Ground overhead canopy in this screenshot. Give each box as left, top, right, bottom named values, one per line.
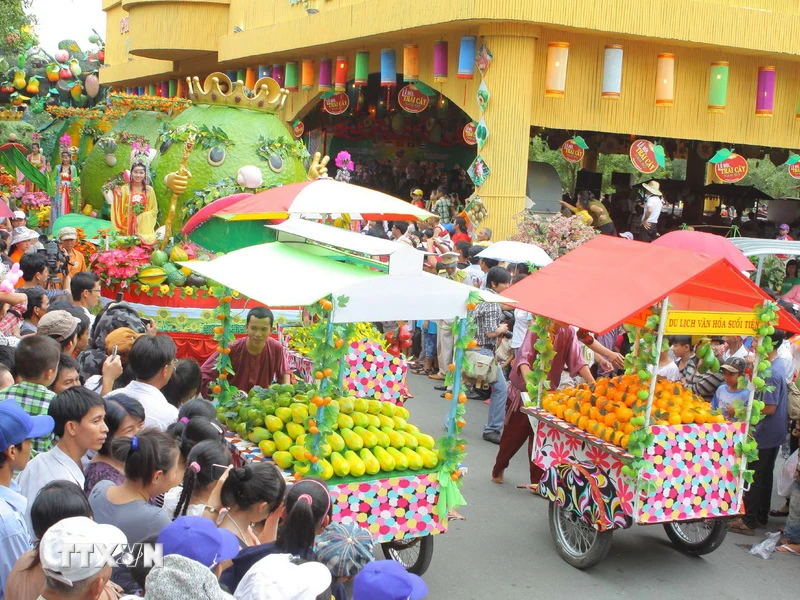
left=697, top=183, right=774, bottom=202
left=728, top=237, right=800, bottom=258
left=503, top=236, right=800, bottom=335
left=476, top=241, right=553, bottom=267
left=652, top=230, right=754, bottom=271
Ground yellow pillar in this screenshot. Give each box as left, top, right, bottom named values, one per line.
left=477, top=24, right=539, bottom=241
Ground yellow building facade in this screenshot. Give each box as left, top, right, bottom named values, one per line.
left=102, top=0, right=800, bottom=237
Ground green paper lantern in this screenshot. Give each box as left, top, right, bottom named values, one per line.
left=354, top=50, right=369, bottom=87
left=168, top=79, right=177, bottom=98
left=708, top=61, right=729, bottom=114
left=147, top=83, right=156, bottom=96
left=285, top=61, right=299, bottom=92
left=236, top=70, right=246, bottom=83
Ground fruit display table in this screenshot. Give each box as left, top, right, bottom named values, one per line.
left=502, top=235, right=800, bottom=569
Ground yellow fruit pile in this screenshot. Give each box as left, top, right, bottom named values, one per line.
left=541, top=375, right=725, bottom=450
left=250, top=395, right=438, bottom=480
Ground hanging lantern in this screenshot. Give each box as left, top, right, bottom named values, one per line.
left=796, top=97, right=800, bottom=120
left=272, top=64, right=285, bottom=88
left=257, top=65, right=270, bottom=79
left=707, top=61, right=729, bottom=113
left=176, top=78, right=187, bottom=98
left=544, top=42, right=569, bottom=98
left=755, top=66, right=776, bottom=117
left=354, top=51, right=369, bottom=87
left=380, top=49, right=396, bottom=87
left=148, top=83, right=157, bottom=96
left=655, top=53, right=675, bottom=107
left=458, top=35, right=477, bottom=79
left=284, top=61, right=299, bottom=92
left=434, top=41, right=448, bottom=83
left=335, top=56, right=349, bottom=92
left=301, top=59, right=315, bottom=90
left=403, top=44, right=419, bottom=83
left=235, top=70, right=245, bottom=83
left=160, top=81, right=169, bottom=97
left=601, top=44, right=623, bottom=99
left=319, top=58, right=333, bottom=91
left=244, top=68, right=256, bottom=90
left=168, top=79, right=177, bottom=98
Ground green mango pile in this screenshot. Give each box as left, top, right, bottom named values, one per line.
left=217, top=381, right=439, bottom=480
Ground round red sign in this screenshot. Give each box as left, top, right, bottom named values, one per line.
left=629, top=139, right=659, bottom=174
left=713, top=152, right=748, bottom=183
left=463, top=122, right=477, bottom=146
left=790, top=163, right=800, bottom=180
left=561, top=139, right=585, bottom=163
left=398, top=84, right=430, bottom=114
left=323, top=93, right=349, bottom=115
left=292, top=120, right=305, bottom=138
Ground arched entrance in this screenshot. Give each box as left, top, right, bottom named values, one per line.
left=295, top=73, right=477, bottom=202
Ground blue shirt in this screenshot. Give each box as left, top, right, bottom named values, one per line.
left=756, top=357, right=789, bottom=449
left=0, top=481, right=31, bottom=599
left=711, top=385, right=750, bottom=414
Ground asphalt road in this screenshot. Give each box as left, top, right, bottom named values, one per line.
left=403, top=372, right=796, bottom=600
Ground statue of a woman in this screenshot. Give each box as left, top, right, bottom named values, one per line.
left=111, top=162, right=158, bottom=244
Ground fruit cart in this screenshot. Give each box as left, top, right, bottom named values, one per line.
left=503, top=235, right=800, bottom=568
left=182, top=218, right=510, bottom=575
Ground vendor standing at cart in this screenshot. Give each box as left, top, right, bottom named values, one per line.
left=201, top=307, right=291, bottom=396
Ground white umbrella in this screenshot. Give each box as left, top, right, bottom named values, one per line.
left=476, top=241, right=553, bottom=267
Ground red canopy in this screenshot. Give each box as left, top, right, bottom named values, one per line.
left=503, top=235, right=800, bottom=335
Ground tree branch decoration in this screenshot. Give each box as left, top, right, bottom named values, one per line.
left=525, top=315, right=555, bottom=405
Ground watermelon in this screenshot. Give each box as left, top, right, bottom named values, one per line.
left=166, top=270, right=186, bottom=286
left=139, top=265, right=167, bottom=285
left=150, top=250, right=169, bottom=267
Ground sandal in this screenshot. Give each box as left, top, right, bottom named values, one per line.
left=769, top=507, right=790, bottom=517
left=727, top=517, right=756, bottom=536
left=777, top=544, right=800, bottom=555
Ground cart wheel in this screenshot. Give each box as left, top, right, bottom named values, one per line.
left=663, top=519, right=728, bottom=556
left=381, top=536, right=434, bottom=576
left=548, top=501, right=612, bottom=569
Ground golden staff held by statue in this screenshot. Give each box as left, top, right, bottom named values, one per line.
left=160, top=133, right=196, bottom=250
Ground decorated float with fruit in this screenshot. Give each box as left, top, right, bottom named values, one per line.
left=503, top=235, right=800, bottom=569
left=180, top=218, right=511, bottom=575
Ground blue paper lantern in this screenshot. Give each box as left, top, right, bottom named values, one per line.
left=458, top=35, right=477, bottom=79
left=380, top=49, right=397, bottom=87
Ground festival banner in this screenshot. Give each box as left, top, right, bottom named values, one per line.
left=561, top=136, right=588, bottom=163
left=463, top=122, right=477, bottom=145
left=323, top=92, right=350, bottom=115
left=629, top=139, right=660, bottom=174
left=790, top=163, right=800, bottom=180
left=664, top=310, right=759, bottom=335
left=398, top=84, right=429, bottom=113
left=713, top=153, right=748, bottom=183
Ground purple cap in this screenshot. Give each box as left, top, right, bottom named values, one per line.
left=353, top=560, right=428, bottom=600
left=780, top=223, right=790, bottom=230
left=0, top=399, right=54, bottom=452
left=157, top=516, right=240, bottom=569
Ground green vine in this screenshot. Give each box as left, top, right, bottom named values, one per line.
left=208, top=286, right=240, bottom=406
left=525, top=316, right=555, bottom=404
left=256, top=135, right=310, bottom=163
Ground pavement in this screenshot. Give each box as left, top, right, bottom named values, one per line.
left=402, top=372, right=797, bottom=600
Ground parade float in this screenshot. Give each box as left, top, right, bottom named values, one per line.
left=180, top=218, right=510, bottom=575
left=502, top=235, right=800, bottom=568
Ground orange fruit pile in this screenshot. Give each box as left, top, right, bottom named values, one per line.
left=540, top=374, right=724, bottom=449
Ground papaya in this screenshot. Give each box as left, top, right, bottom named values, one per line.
left=344, top=450, right=366, bottom=477
left=272, top=450, right=293, bottom=470
left=318, top=458, right=334, bottom=480
left=392, top=416, right=408, bottom=431
left=331, top=452, right=350, bottom=478
left=338, top=397, right=354, bottom=414
left=337, top=413, right=354, bottom=430
left=138, top=265, right=167, bottom=285
left=367, top=426, right=390, bottom=448
left=350, top=411, right=370, bottom=429
left=412, top=431, right=435, bottom=450
left=326, top=432, right=345, bottom=453
left=291, top=405, right=308, bottom=424
left=395, top=406, right=410, bottom=420
left=373, top=446, right=396, bottom=471
left=366, top=414, right=382, bottom=429
left=416, top=446, right=439, bottom=469
left=353, top=426, right=378, bottom=449
left=359, top=448, right=380, bottom=475
left=169, top=245, right=189, bottom=262
left=401, top=447, right=424, bottom=470
left=377, top=414, right=394, bottom=430
left=320, top=443, right=332, bottom=458
left=247, top=427, right=271, bottom=443
left=286, top=422, right=305, bottom=440
left=353, top=398, right=369, bottom=413
left=386, top=447, right=409, bottom=470
left=367, top=400, right=383, bottom=415
left=258, top=439, right=277, bottom=457
left=380, top=402, right=396, bottom=418
left=265, top=415, right=284, bottom=433
left=403, top=423, right=419, bottom=434
left=289, top=445, right=307, bottom=461
left=340, top=428, right=364, bottom=452
left=292, top=394, right=309, bottom=405
left=398, top=431, right=419, bottom=449
left=295, top=434, right=306, bottom=447
left=273, top=431, right=292, bottom=452
left=294, top=462, right=311, bottom=476
left=382, top=427, right=406, bottom=449
left=275, top=407, right=293, bottom=424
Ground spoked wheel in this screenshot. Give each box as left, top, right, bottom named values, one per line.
left=381, top=535, right=434, bottom=575
left=663, top=519, right=727, bottom=555
left=548, top=501, right=612, bottom=569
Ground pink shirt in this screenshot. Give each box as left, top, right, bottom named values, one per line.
left=201, top=337, right=290, bottom=396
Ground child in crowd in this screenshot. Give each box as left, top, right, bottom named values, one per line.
left=166, top=439, right=231, bottom=518
left=654, top=340, right=681, bottom=382
left=18, top=387, right=107, bottom=531
left=176, top=397, right=218, bottom=421
left=712, top=357, right=750, bottom=417
left=219, top=478, right=332, bottom=593
left=353, top=560, right=428, bottom=600
left=161, top=358, right=202, bottom=408
left=315, top=521, right=375, bottom=600
left=84, top=395, right=145, bottom=497
left=670, top=335, right=696, bottom=383
left=167, top=416, right=225, bottom=472
left=233, top=554, right=332, bottom=600
left=49, top=353, right=82, bottom=394
left=157, top=515, right=240, bottom=579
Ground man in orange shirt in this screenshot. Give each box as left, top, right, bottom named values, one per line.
left=58, top=227, right=86, bottom=277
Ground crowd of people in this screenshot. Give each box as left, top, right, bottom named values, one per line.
left=0, top=301, right=433, bottom=599
left=350, top=159, right=475, bottom=205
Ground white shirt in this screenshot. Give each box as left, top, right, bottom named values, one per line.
left=643, top=194, right=663, bottom=224
left=777, top=340, right=796, bottom=383
left=106, top=380, right=178, bottom=431
left=463, top=264, right=486, bottom=289
left=511, top=309, right=532, bottom=349
left=723, top=344, right=748, bottom=361
left=79, top=305, right=96, bottom=328
left=16, top=444, right=85, bottom=535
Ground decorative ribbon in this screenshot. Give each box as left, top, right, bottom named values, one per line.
left=435, top=468, right=467, bottom=520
